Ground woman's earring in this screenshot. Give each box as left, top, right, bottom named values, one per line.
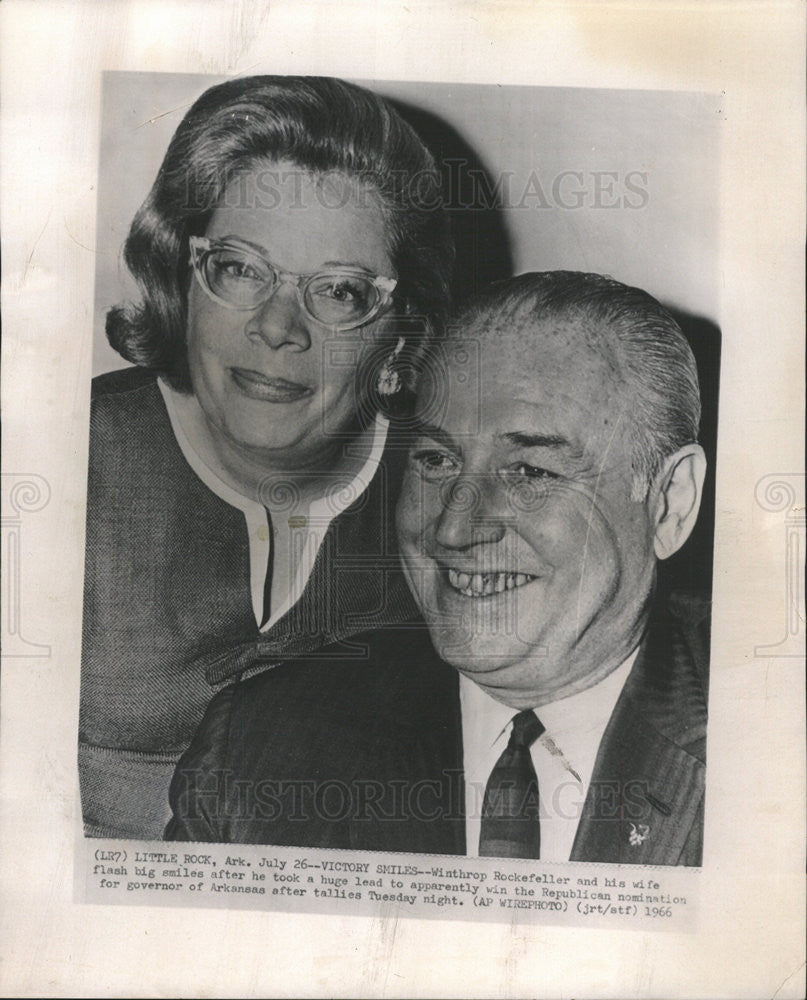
left=377, top=337, right=405, bottom=396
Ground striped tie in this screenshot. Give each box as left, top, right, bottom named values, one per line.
left=478, top=709, right=544, bottom=859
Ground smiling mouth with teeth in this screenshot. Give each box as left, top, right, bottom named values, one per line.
left=446, top=568, right=537, bottom=598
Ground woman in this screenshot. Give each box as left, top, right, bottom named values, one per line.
left=80, top=75, right=453, bottom=839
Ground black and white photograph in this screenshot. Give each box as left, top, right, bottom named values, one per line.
left=1, top=2, right=804, bottom=997
left=80, top=73, right=719, bottom=870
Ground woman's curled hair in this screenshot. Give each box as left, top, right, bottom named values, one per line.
left=107, top=75, right=454, bottom=391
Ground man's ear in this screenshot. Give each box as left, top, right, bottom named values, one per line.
left=651, top=444, right=707, bottom=560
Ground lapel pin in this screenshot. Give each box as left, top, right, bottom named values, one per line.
left=628, top=822, right=650, bottom=846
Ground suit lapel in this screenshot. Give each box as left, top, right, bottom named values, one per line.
left=571, top=598, right=708, bottom=866
left=570, top=695, right=706, bottom=865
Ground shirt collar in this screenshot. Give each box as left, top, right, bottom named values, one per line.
left=539, top=649, right=638, bottom=745
left=459, top=648, right=638, bottom=754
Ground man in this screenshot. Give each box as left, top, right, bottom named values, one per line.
left=166, top=272, right=710, bottom=866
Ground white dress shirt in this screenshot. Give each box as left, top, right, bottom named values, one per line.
left=460, top=649, right=637, bottom=862
left=158, top=378, right=388, bottom=630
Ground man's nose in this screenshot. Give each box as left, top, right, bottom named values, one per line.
left=433, top=474, right=506, bottom=550
left=245, top=283, right=312, bottom=351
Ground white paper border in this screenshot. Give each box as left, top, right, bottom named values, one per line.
left=1, top=2, right=804, bottom=997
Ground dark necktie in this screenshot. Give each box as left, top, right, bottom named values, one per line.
left=478, top=709, right=545, bottom=859
left=259, top=506, right=275, bottom=628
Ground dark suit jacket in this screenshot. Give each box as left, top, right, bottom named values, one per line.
left=165, top=591, right=709, bottom=866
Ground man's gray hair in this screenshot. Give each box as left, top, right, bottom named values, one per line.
left=455, top=271, right=702, bottom=501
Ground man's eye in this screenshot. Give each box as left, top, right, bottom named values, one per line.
left=505, top=463, right=558, bottom=481
left=410, top=449, right=459, bottom=480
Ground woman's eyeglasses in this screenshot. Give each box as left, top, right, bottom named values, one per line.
left=189, top=237, right=398, bottom=330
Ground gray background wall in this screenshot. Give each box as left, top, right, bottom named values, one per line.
left=92, top=72, right=719, bottom=376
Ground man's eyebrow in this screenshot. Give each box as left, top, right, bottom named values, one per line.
left=410, top=422, right=461, bottom=452
left=501, top=431, right=572, bottom=450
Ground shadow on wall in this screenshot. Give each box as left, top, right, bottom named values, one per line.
left=389, top=97, right=515, bottom=304
left=660, top=308, right=721, bottom=599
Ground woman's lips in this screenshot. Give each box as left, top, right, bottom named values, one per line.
left=230, top=367, right=312, bottom=402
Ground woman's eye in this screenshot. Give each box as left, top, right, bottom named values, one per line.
left=314, top=279, right=362, bottom=302
left=215, top=255, right=263, bottom=282
left=410, top=449, right=459, bottom=480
